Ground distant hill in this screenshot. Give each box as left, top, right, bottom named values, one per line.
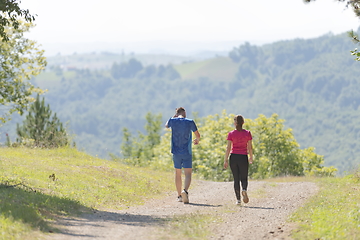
left=45, top=52, right=202, bottom=70
left=174, top=57, right=238, bottom=81
left=2, top=31, right=360, bottom=174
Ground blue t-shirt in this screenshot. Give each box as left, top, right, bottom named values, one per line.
left=167, top=117, right=198, bottom=155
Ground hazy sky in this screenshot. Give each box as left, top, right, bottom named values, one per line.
left=20, top=0, right=360, bottom=55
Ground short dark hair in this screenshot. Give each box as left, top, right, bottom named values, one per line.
left=176, top=107, right=185, bottom=115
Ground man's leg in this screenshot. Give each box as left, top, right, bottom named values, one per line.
left=183, top=168, right=192, bottom=191
left=181, top=168, right=192, bottom=204
left=175, top=168, right=182, bottom=196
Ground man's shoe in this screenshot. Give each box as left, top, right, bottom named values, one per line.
left=242, top=190, right=249, bottom=203
left=177, top=195, right=183, bottom=202
left=181, top=189, right=189, bottom=204
left=236, top=199, right=241, bottom=205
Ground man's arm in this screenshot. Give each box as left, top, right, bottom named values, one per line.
left=166, top=114, right=178, bottom=128
left=193, top=130, right=200, bottom=145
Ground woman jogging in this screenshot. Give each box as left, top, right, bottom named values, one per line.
left=224, top=115, right=253, bottom=205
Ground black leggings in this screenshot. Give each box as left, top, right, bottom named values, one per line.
left=229, top=154, right=249, bottom=200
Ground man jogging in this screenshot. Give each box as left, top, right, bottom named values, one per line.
left=165, top=107, right=200, bottom=204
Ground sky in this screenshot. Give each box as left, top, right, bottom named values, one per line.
left=20, top=0, right=360, bottom=56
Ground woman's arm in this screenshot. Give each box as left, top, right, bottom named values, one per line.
left=247, top=140, right=253, bottom=164
left=224, top=140, right=232, bottom=169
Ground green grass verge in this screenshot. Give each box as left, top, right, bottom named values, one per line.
left=0, top=147, right=173, bottom=239
left=158, top=212, right=222, bottom=240
left=289, top=173, right=360, bottom=239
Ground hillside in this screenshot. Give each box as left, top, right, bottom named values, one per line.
left=1, top=31, right=360, bottom=174
left=174, top=56, right=238, bottom=81
left=0, top=147, right=175, bottom=239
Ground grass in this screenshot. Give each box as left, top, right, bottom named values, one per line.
left=265, top=175, right=360, bottom=239
left=289, top=173, right=360, bottom=240
left=0, top=147, right=173, bottom=239
left=158, top=212, right=222, bottom=240
left=250, top=181, right=276, bottom=199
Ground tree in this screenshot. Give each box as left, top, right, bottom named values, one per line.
left=349, top=29, right=360, bottom=60
left=111, top=58, right=143, bottom=79
left=120, top=127, right=134, bottom=159
left=144, top=112, right=162, bottom=151
left=246, top=114, right=305, bottom=178
left=228, top=42, right=262, bottom=66
left=153, top=111, right=336, bottom=180
left=156, top=64, right=180, bottom=80
left=120, top=111, right=337, bottom=180
left=0, top=0, right=35, bottom=41
left=0, top=19, right=46, bottom=122
left=120, top=112, right=162, bottom=166
left=191, top=111, right=235, bottom=181
left=16, top=94, right=69, bottom=148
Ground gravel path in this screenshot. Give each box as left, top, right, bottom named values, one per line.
left=49, top=180, right=318, bottom=240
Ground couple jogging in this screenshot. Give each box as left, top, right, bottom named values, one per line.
left=165, top=107, right=253, bottom=205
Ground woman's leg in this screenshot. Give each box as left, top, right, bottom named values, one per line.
left=230, top=154, right=241, bottom=200
left=239, top=155, right=249, bottom=191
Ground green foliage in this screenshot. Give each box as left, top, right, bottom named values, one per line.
left=0, top=20, right=46, bottom=122
left=110, top=58, right=180, bottom=80
left=119, top=112, right=162, bottom=166
left=192, top=110, right=234, bottom=181
left=155, top=64, right=180, bottom=80
left=300, top=147, right=338, bottom=177
left=229, top=42, right=263, bottom=65
left=111, top=58, right=143, bottom=79
left=0, top=1, right=35, bottom=41
left=193, top=111, right=336, bottom=180
left=26, top=32, right=360, bottom=174
left=15, top=94, right=69, bottom=148
left=120, top=127, right=133, bottom=159
left=144, top=112, right=162, bottom=149
left=151, top=130, right=173, bottom=171
left=348, top=30, right=360, bottom=61
left=122, top=111, right=336, bottom=180
left=246, top=114, right=302, bottom=178
left=350, top=48, right=360, bottom=61
left=246, top=114, right=336, bottom=178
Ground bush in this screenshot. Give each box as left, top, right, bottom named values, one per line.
left=121, top=110, right=337, bottom=180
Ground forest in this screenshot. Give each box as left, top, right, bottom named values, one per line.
left=2, top=29, right=360, bottom=174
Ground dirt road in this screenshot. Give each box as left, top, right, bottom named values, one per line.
left=49, top=180, right=318, bottom=240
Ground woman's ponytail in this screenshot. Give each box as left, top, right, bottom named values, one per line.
left=234, top=115, right=244, bottom=131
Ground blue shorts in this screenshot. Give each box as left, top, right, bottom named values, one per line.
left=173, top=154, right=192, bottom=169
